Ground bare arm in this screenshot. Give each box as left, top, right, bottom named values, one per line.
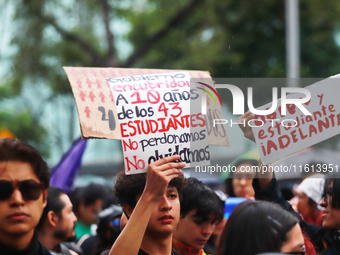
left=108, top=155, right=184, bottom=255
left=238, top=112, right=273, bottom=190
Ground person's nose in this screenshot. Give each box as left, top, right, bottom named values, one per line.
left=159, top=195, right=172, bottom=211
left=9, top=188, right=25, bottom=206
left=240, top=178, right=247, bottom=185
left=201, top=223, right=214, bottom=237
left=320, top=196, right=327, bottom=208
left=72, top=211, right=77, bottom=222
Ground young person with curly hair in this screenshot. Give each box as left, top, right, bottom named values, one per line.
left=106, top=155, right=185, bottom=255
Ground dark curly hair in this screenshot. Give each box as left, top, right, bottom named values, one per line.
left=37, top=186, right=66, bottom=230
left=70, top=183, right=110, bottom=214
left=323, top=172, right=340, bottom=209
left=180, top=178, right=224, bottom=223
left=0, top=138, right=50, bottom=188
left=114, top=170, right=185, bottom=208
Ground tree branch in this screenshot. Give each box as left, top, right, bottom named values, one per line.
left=122, top=0, right=203, bottom=67
left=38, top=15, right=105, bottom=66
left=100, top=0, right=117, bottom=66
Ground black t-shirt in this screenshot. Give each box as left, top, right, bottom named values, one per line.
left=138, top=249, right=179, bottom=255
left=101, top=248, right=179, bottom=255
left=0, top=232, right=52, bottom=255
left=80, top=235, right=98, bottom=255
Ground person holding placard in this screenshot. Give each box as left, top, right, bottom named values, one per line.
left=105, top=155, right=185, bottom=255
left=239, top=111, right=340, bottom=254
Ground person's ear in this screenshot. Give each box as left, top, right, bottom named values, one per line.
left=123, top=204, right=134, bottom=219
left=42, top=190, right=47, bottom=208
left=47, top=211, right=59, bottom=227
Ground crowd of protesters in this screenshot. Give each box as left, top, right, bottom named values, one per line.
left=0, top=111, right=339, bottom=255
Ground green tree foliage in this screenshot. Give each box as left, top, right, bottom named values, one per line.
left=0, top=110, right=49, bottom=157
left=2, top=0, right=340, bottom=154
left=129, top=0, right=340, bottom=86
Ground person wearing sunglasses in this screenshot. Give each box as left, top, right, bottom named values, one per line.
left=239, top=111, right=340, bottom=254
left=0, top=138, right=51, bottom=255
left=36, top=186, right=79, bottom=255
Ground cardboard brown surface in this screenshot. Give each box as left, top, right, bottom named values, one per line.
left=64, top=67, right=229, bottom=146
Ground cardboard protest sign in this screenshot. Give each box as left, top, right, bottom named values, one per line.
left=252, top=75, right=340, bottom=164
left=194, top=79, right=230, bottom=147
left=107, top=71, right=210, bottom=174
left=206, top=97, right=229, bottom=146
left=64, top=67, right=229, bottom=146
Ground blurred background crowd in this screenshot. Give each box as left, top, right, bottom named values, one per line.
left=2, top=0, right=340, bottom=254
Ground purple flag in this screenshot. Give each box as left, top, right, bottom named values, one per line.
left=50, top=138, right=88, bottom=194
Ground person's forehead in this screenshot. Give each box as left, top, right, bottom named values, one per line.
left=233, top=172, right=255, bottom=178
left=0, top=161, right=39, bottom=181
left=166, top=186, right=178, bottom=192
left=236, top=163, right=253, bottom=169
left=89, top=199, right=103, bottom=208
left=135, top=186, right=178, bottom=202
left=234, top=165, right=256, bottom=174
left=60, top=194, right=73, bottom=210
left=286, top=224, right=304, bottom=248
left=186, top=209, right=198, bottom=216
left=186, top=209, right=215, bottom=219
left=295, top=189, right=307, bottom=197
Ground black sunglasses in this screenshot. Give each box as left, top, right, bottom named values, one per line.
left=0, top=180, right=45, bottom=201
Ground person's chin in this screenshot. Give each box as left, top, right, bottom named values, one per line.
left=71, top=232, right=76, bottom=238
left=65, top=233, right=77, bottom=242
left=160, top=225, right=175, bottom=233
left=196, top=245, right=204, bottom=251
left=322, top=219, right=331, bottom=229
left=7, top=223, right=32, bottom=233
left=162, top=225, right=178, bottom=235
left=236, top=189, right=248, bottom=197
left=191, top=245, right=204, bottom=253
left=195, top=239, right=208, bottom=250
